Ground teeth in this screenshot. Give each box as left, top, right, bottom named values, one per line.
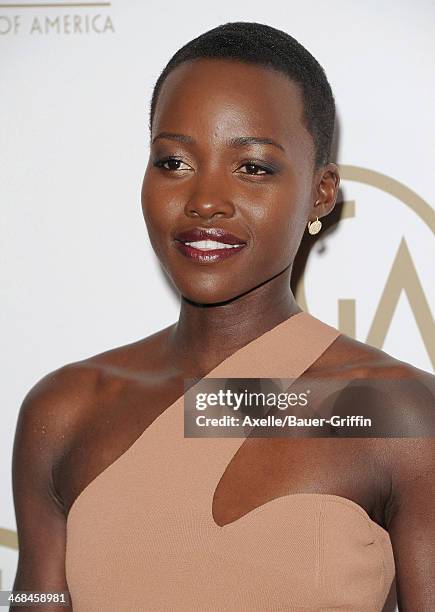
left=184, top=240, right=243, bottom=250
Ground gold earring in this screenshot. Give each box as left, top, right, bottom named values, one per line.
left=307, top=217, right=322, bottom=235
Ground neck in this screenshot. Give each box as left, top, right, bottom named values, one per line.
left=167, top=266, right=301, bottom=376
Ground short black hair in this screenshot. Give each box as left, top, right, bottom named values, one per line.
left=149, top=22, right=336, bottom=169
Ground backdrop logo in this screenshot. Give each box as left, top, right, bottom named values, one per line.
left=0, top=528, right=18, bottom=589
left=0, top=1, right=114, bottom=35
left=296, top=166, right=434, bottom=369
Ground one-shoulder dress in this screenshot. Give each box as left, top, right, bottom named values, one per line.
left=65, top=311, right=396, bottom=611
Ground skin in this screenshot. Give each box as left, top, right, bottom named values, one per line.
left=11, top=58, right=434, bottom=611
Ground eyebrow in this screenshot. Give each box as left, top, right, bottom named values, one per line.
left=152, top=132, right=192, bottom=145
left=151, top=132, right=285, bottom=152
left=229, top=136, right=285, bottom=152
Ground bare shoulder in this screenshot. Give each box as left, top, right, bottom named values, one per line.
left=16, top=361, right=100, bottom=455
left=312, top=334, right=434, bottom=521
left=314, top=333, right=435, bottom=437
left=15, top=323, right=174, bottom=472
left=318, top=332, right=432, bottom=378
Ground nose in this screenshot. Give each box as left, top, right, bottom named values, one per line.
left=184, top=176, right=236, bottom=220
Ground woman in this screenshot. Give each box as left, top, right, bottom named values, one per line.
left=12, top=22, right=434, bottom=611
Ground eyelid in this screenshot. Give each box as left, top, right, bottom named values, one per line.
left=236, top=159, right=279, bottom=175
left=153, top=155, right=193, bottom=171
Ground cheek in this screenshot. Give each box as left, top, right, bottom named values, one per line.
left=247, top=186, right=308, bottom=264
left=141, top=172, right=177, bottom=254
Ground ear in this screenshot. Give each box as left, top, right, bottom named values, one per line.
left=308, top=162, right=340, bottom=222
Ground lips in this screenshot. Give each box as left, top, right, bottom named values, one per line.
left=173, top=227, right=248, bottom=264
left=174, top=227, right=247, bottom=245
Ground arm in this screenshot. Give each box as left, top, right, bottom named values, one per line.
left=11, top=365, right=93, bottom=611
left=383, top=372, right=435, bottom=611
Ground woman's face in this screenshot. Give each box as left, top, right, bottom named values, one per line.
left=141, top=58, right=338, bottom=304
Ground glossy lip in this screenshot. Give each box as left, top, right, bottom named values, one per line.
left=173, top=227, right=248, bottom=264
left=174, top=227, right=247, bottom=245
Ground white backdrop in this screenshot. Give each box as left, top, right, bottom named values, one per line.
left=1, top=0, right=434, bottom=604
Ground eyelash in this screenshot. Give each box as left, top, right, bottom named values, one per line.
left=153, top=156, right=276, bottom=176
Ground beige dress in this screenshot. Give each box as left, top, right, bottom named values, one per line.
left=65, top=312, right=395, bottom=611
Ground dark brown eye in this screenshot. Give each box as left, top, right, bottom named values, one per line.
left=237, top=162, right=275, bottom=176
left=244, top=163, right=266, bottom=175
left=166, top=159, right=182, bottom=171
left=153, top=157, right=192, bottom=172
